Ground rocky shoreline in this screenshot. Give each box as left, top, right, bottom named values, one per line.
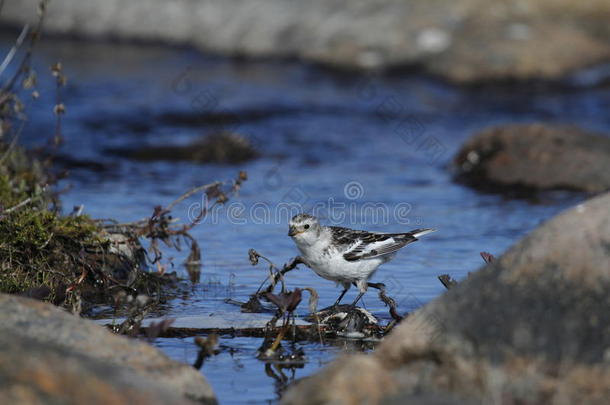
left=3, top=0, right=610, bottom=83
left=0, top=294, right=217, bottom=404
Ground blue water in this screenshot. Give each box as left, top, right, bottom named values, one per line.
left=4, top=33, right=606, bottom=403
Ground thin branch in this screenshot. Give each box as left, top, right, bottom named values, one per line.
left=0, top=23, right=30, bottom=78
left=99, top=173, right=245, bottom=276
left=263, top=256, right=305, bottom=294
left=251, top=253, right=304, bottom=296
left=165, top=181, right=223, bottom=211
left=1, top=0, right=48, bottom=94
left=51, top=62, right=66, bottom=147
left=2, top=184, right=47, bottom=214
left=367, top=282, right=403, bottom=322
left=3, top=196, right=33, bottom=213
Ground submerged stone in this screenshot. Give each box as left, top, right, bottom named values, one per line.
left=110, top=132, right=258, bottom=164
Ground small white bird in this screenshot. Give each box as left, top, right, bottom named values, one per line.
left=288, top=214, right=435, bottom=307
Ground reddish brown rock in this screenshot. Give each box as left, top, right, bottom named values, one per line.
left=453, top=123, right=610, bottom=193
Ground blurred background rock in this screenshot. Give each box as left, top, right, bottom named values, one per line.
left=3, top=0, right=610, bottom=83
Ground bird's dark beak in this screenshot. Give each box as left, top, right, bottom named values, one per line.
left=288, top=226, right=298, bottom=237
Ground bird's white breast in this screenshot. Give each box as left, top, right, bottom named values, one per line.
left=295, top=236, right=383, bottom=285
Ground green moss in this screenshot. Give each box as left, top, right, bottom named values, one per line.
left=0, top=141, right=180, bottom=313
left=0, top=35, right=173, bottom=312
left=0, top=143, right=114, bottom=303
left=0, top=208, right=103, bottom=294
left=0, top=143, right=50, bottom=209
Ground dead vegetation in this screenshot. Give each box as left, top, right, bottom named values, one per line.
left=438, top=251, right=495, bottom=290
left=109, top=248, right=493, bottom=354
left=0, top=1, right=249, bottom=315
left=0, top=157, right=246, bottom=314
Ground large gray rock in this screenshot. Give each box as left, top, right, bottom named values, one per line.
left=0, top=294, right=217, bottom=405
left=2, top=0, right=610, bottom=83
left=453, top=123, right=610, bottom=193
left=282, top=191, right=610, bottom=404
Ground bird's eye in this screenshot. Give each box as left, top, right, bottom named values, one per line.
left=304, top=224, right=310, bottom=229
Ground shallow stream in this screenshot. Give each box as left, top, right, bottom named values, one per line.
left=5, top=34, right=608, bottom=404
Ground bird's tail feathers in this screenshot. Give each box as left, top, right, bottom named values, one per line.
left=410, top=228, right=436, bottom=238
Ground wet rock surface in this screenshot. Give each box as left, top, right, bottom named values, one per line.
left=282, top=191, right=610, bottom=404
left=453, top=123, right=610, bottom=193
left=3, top=0, right=610, bottom=83
left=0, top=294, right=217, bottom=405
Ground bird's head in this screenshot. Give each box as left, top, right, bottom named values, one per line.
left=288, top=214, right=321, bottom=244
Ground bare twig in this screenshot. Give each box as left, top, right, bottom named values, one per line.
left=250, top=250, right=286, bottom=294
left=3, top=185, right=47, bottom=213
left=50, top=62, right=66, bottom=147
left=165, top=181, right=223, bottom=211
left=267, top=256, right=305, bottom=293
left=367, top=282, right=403, bottom=322
left=3, top=196, right=33, bottom=214
left=302, top=286, right=323, bottom=343
left=251, top=253, right=305, bottom=296
left=0, top=23, right=30, bottom=78
left=1, top=0, right=48, bottom=94
left=437, top=252, right=494, bottom=290
left=100, top=172, right=246, bottom=274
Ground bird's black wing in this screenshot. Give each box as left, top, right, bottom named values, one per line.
left=330, top=227, right=432, bottom=262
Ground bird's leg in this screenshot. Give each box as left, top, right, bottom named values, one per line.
left=350, top=291, right=365, bottom=307
left=333, top=287, right=349, bottom=307
left=350, top=279, right=368, bottom=307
